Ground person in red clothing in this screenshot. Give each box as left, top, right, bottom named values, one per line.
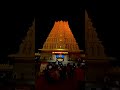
left=74, top=63, right=85, bottom=90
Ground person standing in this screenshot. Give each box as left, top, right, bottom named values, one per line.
left=74, top=64, right=85, bottom=90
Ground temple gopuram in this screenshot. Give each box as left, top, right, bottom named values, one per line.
left=37, top=20, right=84, bottom=65
left=8, top=19, right=35, bottom=85
left=85, top=10, right=116, bottom=82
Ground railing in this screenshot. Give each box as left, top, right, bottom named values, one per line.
left=0, top=64, right=13, bottom=70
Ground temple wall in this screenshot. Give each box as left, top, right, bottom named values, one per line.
left=84, top=60, right=111, bottom=82
left=62, top=55, right=70, bottom=65
left=14, top=62, right=35, bottom=80
left=85, top=64, right=106, bottom=82
left=64, top=55, right=69, bottom=61
left=0, top=64, right=13, bottom=70
left=52, top=55, right=56, bottom=60
left=40, top=52, right=52, bottom=60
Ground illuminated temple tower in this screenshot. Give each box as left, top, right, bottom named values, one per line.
left=8, top=19, right=35, bottom=82
left=39, top=21, right=81, bottom=64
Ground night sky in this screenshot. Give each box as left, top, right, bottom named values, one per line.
left=0, top=1, right=119, bottom=64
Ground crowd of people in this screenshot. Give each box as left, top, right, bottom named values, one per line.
left=36, top=60, right=120, bottom=89
left=42, top=62, right=86, bottom=89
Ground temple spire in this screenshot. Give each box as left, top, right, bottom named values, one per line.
left=42, top=20, right=80, bottom=52
left=85, top=10, right=106, bottom=59
left=19, top=19, right=35, bottom=56
left=9, top=18, right=35, bottom=57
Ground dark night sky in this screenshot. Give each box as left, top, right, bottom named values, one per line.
left=0, top=1, right=119, bottom=64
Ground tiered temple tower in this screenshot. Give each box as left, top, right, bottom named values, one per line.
left=43, top=21, right=79, bottom=51
left=39, top=20, right=81, bottom=64
left=85, top=11, right=106, bottom=59
left=18, top=20, right=35, bottom=57
left=8, top=19, right=35, bottom=82
left=85, top=10, right=114, bottom=82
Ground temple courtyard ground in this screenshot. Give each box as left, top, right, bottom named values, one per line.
left=0, top=76, right=119, bottom=90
